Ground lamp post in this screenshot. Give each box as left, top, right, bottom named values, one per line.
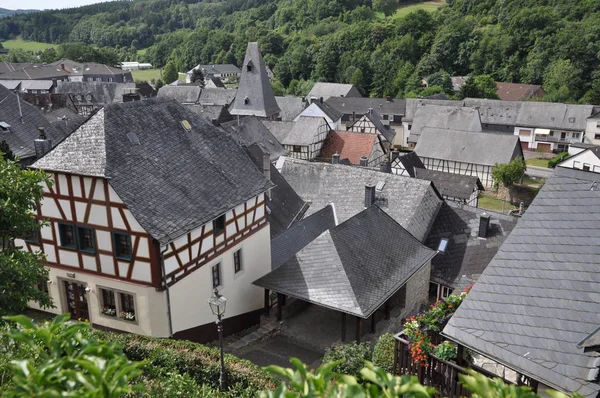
left=208, top=288, right=227, bottom=392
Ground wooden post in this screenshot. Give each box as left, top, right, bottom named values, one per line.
left=263, top=289, right=270, bottom=317
left=276, top=293, right=284, bottom=322
left=456, top=344, right=465, bottom=367
left=355, top=317, right=363, bottom=342
left=370, top=314, right=376, bottom=333
left=384, top=300, right=391, bottom=320
left=341, top=313, right=346, bottom=342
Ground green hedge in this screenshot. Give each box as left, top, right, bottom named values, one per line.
left=372, top=333, right=395, bottom=373
left=548, top=152, right=569, bottom=168
left=322, top=342, right=372, bottom=378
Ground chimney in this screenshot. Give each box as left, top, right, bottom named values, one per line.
left=359, top=156, right=368, bottom=167
left=332, top=153, right=340, bottom=164
left=379, top=161, right=391, bottom=173
left=263, top=152, right=271, bottom=199
left=364, top=184, right=376, bottom=207
left=34, top=127, right=52, bottom=159
left=368, top=107, right=373, bottom=116
left=352, top=110, right=356, bottom=121
left=478, top=213, right=491, bottom=239
left=319, top=97, right=323, bottom=104
left=310, top=96, right=318, bottom=104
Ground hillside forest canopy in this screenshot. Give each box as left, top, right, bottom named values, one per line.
left=2, top=0, right=600, bottom=103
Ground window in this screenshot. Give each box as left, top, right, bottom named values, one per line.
left=119, top=292, right=136, bottom=321
left=549, top=131, right=554, bottom=136
left=292, top=145, right=302, bottom=153
left=100, top=288, right=116, bottom=317
left=244, top=96, right=249, bottom=105
left=212, top=263, right=221, bottom=288
left=440, top=286, right=453, bottom=299
left=382, top=114, right=388, bottom=120
left=37, top=277, right=49, bottom=294
left=213, top=215, right=226, bottom=235
left=59, top=223, right=77, bottom=249
left=408, top=124, right=412, bottom=130
left=437, top=238, right=449, bottom=253
left=234, top=249, right=242, bottom=273
left=573, top=133, right=580, bottom=139
left=595, top=134, right=600, bottom=140
left=584, top=163, right=591, bottom=171
left=361, top=128, right=365, bottom=133
left=24, top=226, right=40, bottom=244
left=246, top=64, right=252, bottom=72
left=108, top=77, right=113, bottom=82
left=78, top=227, right=95, bottom=253
left=113, top=232, right=132, bottom=260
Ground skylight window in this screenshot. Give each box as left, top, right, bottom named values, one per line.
left=376, top=181, right=386, bottom=192
left=180, top=120, right=192, bottom=132
left=0, top=121, right=11, bottom=132
left=126, top=132, right=140, bottom=145
left=437, top=238, right=449, bottom=253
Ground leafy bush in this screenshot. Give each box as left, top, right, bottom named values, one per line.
left=548, top=152, right=569, bottom=168
left=322, top=342, right=372, bottom=378
left=433, top=341, right=456, bottom=361
left=372, top=333, right=395, bottom=373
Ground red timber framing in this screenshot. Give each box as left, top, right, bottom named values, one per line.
left=162, top=195, right=268, bottom=288
left=27, top=172, right=160, bottom=288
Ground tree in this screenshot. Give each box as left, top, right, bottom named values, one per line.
left=491, top=157, right=526, bottom=203
left=162, top=61, right=178, bottom=85
left=0, top=155, right=52, bottom=316
left=190, top=68, right=205, bottom=87
left=372, top=0, right=397, bottom=16
left=426, top=70, right=453, bottom=95
left=0, top=140, right=13, bottom=161
left=2, top=314, right=145, bottom=396
left=459, top=75, right=499, bottom=99
left=543, top=59, right=582, bottom=103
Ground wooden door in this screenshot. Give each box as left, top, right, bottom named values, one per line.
left=64, top=281, right=90, bottom=321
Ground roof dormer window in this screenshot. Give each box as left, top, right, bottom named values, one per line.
left=0, top=122, right=11, bottom=132
left=246, top=60, right=253, bottom=72
left=244, top=96, right=249, bottom=105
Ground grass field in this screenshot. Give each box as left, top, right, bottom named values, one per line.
left=478, top=194, right=509, bottom=213
left=1, top=38, right=57, bottom=51
left=526, top=158, right=550, bottom=168
left=375, top=0, right=445, bottom=19
left=521, top=176, right=544, bottom=186
left=131, top=68, right=162, bottom=82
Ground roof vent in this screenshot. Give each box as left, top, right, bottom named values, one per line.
left=0, top=121, right=11, bottom=132
left=437, top=238, right=449, bottom=253
left=569, top=117, right=575, bottom=123
left=126, top=132, right=140, bottom=145
left=181, top=120, right=192, bottom=132
left=244, top=96, right=249, bottom=105
left=375, top=180, right=386, bottom=191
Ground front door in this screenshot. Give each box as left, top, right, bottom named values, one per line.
left=64, top=281, right=90, bottom=321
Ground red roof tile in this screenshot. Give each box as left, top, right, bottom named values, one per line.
left=495, top=82, right=545, bottom=101
left=320, top=131, right=377, bottom=165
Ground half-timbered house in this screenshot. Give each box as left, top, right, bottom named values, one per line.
left=22, top=99, right=273, bottom=342
left=347, top=108, right=396, bottom=151
left=262, top=117, right=330, bottom=160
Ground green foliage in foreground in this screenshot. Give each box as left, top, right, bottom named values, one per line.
left=492, top=158, right=527, bottom=193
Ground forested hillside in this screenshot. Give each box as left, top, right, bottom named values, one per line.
left=2, top=0, right=600, bottom=103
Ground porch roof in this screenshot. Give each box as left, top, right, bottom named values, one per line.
left=253, top=205, right=437, bottom=318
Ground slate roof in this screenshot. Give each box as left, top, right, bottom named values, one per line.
left=220, top=116, right=287, bottom=160
left=463, top=98, right=521, bottom=127
left=404, top=98, right=463, bottom=122
left=269, top=204, right=334, bottom=268
left=261, top=120, right=294, bottom=144
left=50, top=59, right=131, bottom=79
left=495, top=82, right=544, bottom=101
left=0, top=80, right=22, bottom=90
left=0, top=61, right=36, bottom=75
left=230, top=42, right=280, bottom=118
left=184, top=104, right=233, bottom=125
left=579, top=327, right=600, bottom=353
left=414, top=169, right=484, bottom=200
left=200, top=88, right=237, bottom=106
left=425, top=202, right=516, bottom=290
left=254, top=205, right=437, bottom=318
left=391, top=151, right=425, bottom=177
left=278, top=157, right=443, bottom=242
left=32, top=99, right=272, bottom=245
left=0, top=85, right=69, bottom=160
left=307, top=83, right=361, bottom=101
left=0, top=64, right=70, bottom=80
left=320, top=130, right=377, bottom=165
left=362, top=108, right=396, bottom=143
left=325, top=97, right=405, bottom=117
left=56, top=82, right=137, bottom=105
left=275, top=96, right=306, bottom=121
left=443, top=168, right=600, bottom=397
left=157, top=85, right=202, bottom=104
left=414, top=128, right=521, bottom=166
left=312, top=101, right=343, bottom=122
left=281, top=117, right=327, bottom=146
left=409, top=106, right=482, bottom=144
left=43, top=107, right=86, bottom=136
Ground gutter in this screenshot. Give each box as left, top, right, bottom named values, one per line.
left=160, top=244, right=173, bottom=337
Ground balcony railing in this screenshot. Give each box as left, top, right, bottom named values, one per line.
left=535, top=134, right=580, bottom=144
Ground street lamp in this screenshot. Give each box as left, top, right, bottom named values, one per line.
left=208, top=288, right=227, bottom=391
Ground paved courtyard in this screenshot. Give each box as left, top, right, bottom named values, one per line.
left=236, top=335, right=324, bottom=369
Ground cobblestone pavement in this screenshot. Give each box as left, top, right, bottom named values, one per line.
left=235, top=335, right=324, bottom=369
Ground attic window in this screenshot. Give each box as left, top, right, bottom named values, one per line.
left=244, top=96, right=249, bottom=105
left=437, top=238, right=449, bottom=253
left=0, top=122, right=11, bottom=132
left=180, top=120, right=192, bottom=132
left=246, top=60, right=253, bottom=72
left=126, top=132, right=140, bottom=145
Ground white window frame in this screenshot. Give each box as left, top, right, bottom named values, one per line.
left=97, top=286, right=138, bottom=324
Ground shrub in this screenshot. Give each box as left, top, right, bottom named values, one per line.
left=322, top=342, right=372, bottom=378
left=548, top=151, right=569, bottom=168
left=433, top=341, right=456, bottom=361
left=372, top=333, right=395, bottom=373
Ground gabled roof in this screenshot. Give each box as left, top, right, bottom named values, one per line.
left=156, top=85, right=202, bottom=104
left=0, top=61, right=36, bottom=75
left=51, top=59, right=131, bottom=78
left=56, top=82, right=137, bottom=105
left=425, top=202, right=516, bottom=290
left=184, top=104, right=233, bottom=125
left=409, top=105, right=482, bottom=144
left=261, top=120, right=294, bottom=144
left=220, top=116, right=287, bottom=161
left=190, top=64, right=241, bottom=75
left=444, top=168, right=600, bottom=397
left=414, top=169, right=484, bottom=200
left=207, top=76, right=225, bottom=88
left=43, top=107, right=86, bottom=136
left=32, top=99, right=272, bottom=245
left=275, top=96, right=307, bottom=121
left=350, top=108, right=396, bottom=143
left=0, top=64, right=70, bottom=80
left=244, top=144, right=308, bottom=238
left=270, top=204, right=334, bottom=268
left=281, top=116, right=328, bottom=146
left=404, top=98, right=463, bottom=121
left=278, top=157, right=443, bottom=242
left=414, top=128, right=521, bottom=166
left=325, top=97, right=405, bottom=117
left=320, top=130, right=377, bottom=165
left=0, top=85, right=69, bottom=160
left=200, top=88, right=237, bottom=106
left=230, top=42, right=280, bottom=118
left=254, top=205, right=437, bottom=318
left=495, top=82, right=544, bottom=101
left=307, top=82, right=361, bottom=101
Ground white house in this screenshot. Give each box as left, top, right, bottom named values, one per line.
left=263, top=116, right=330, bottom=160
left=21, top=99, right=273, bottom=342
left=294, top=99, right=343, bottom=130
left=557, top=147, right=600, bottom=173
